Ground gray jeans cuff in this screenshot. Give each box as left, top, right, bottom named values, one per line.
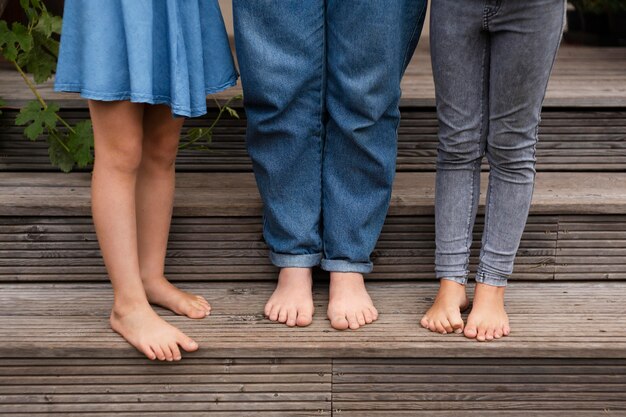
left=475, top=264, right=508, bottom=287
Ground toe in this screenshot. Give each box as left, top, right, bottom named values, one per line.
left=369, top=306, right=379, bottom=321
left=427, top=319, right=437, bottom=333
left=277, top=307, right=288, bottom=323
left=177, top=333, right=198, bottom=352
left=162, top=344, right=174, bottom=361
left=348, top=313, right=360, bottom=330
left=140, top=344, right=157, bottom=361
left=485, top=327, right=495, bottom=341
left=364, top=309, right=374, bottom=324
left=464, top=323, right=478, bottom=339
left=503, top=324, right=511, bottom=336
left=170, top=343, right=182, bottom=361
left=268, top=305, right=280, bottom=321
left=450, top=317, right=464, bottom=334
left=152, top=345, right=166, bottom=361
left=494, top=328, right=503, bottom=339
left=420, top=316, right=430, bottom=328
left=434, top=321, right=447, bottom=334
left=357, top=311, right=366, bottom=326
left=296, top=311, right=313, bottom=327
left=330, top=314, right=350, bottom=331
left=264, top=302, right=273, bottom=317
left=476, top=327, right=487, bottom=342
left=286, top=307, right=297, bottom=327
left=441, top=318, right=454, bottom=334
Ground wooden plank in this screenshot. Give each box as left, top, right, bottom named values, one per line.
left=0, top=215, right=557, bottom=282
left=1, top=172, right=626, bottom=217
left=0, top=281, right=626, bottom=359
left=2, top=41, right=625, bottom=108
left=3, top=109, right=625, bottom=173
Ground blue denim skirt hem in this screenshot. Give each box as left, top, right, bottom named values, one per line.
left=54, top=0, right=238, bottom=118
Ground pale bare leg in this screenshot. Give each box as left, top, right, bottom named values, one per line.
left=136, top=105, right=211, bottom=319
left=264, top=268, right=315, bottom=327
left=90, top=100, right=198, bottom=361
left=464, top=283, right=510, bottom=342
left=327, top=272, right=378, bottom=330
left=420, top=279, right=469, bottom=334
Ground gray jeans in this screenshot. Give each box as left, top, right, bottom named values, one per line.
left=431, top=0, right=566, bottom=286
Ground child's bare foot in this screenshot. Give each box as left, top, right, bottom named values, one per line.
left=110, top=301, right=199, bottom=361
left=143, top=275, right=211, bottom=319
left=265, top=268, right=314, bottom=327
left=327, top=272, right=378, bottom=330
left=464, top=282, right=510, bottom=342
left=420, top=279, right=469, bottom=334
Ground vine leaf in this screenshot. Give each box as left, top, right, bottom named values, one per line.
left=0, top=21, right=33, bottom=61
left=0, top=98, right=5, bottom=116
left=47, top=132, right=74, bottom=173
left=67, top=120, right=94, bottom=168
left=34, top=11, right=62, bottom=38
left=225, top=106, right=240, bottom=119
left=15, top=100, right=59, bottom=140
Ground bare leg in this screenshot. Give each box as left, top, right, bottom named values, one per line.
left=136, top=105, right=211, bottom=319
left=420, top=279, right=469, bottom=334
left=90, top=100, right=198, bottom=361
left=327, top=272, right=378, bottom=330
left=265, top=268, right=314, bottom=327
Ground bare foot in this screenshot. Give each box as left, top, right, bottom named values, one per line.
left=265, top=268, right=314, bottom=327
left=143, top=275, right=211, bottom=319
left=420, top=279, right=469, bottom=334
left=327, top=272, right=378, bottom=330
left=464, top=282, right=510, bottom=342
left=110, top=301, right=199, bottom=361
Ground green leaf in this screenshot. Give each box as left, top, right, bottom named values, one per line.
left=47, top=132, right=74, bottom=172
left=67, top=120, right=94, bottom=168
left=225, top=106, right=240, bottom=119
left=15, top=101, right=59, bottom=140
left=16, top=29, right=59, bottom=83
left=34, top=12, right=62, bottom=37
left=0, top=22, right=33, bottom=61
left=0, top=98, right=5, bottom=116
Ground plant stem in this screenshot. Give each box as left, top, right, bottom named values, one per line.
left=13, top=61, right=72, bottom=152
left=179, top=95, right=241, bottom=150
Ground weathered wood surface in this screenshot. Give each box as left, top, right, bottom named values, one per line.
left=0, top=215, right=559, bottom=282
left=2, top=171, right=626, bottom=217
left=3, top=109, right=625, bottom=173
left=333, top=358, right=626, bottom=415
left=0, top=357, right=332, bottom=415
left=0, top=281, right=625, bottom=360
left=1, top=41, right=625, bottom=108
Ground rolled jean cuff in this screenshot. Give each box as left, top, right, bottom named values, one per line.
left=475, top=264, right=508, bottom=287
left=269, top=251, right=322, bottom=269
left=321, top=259, right=373, bottom=274
left=439, top=275, right=468, bottom=285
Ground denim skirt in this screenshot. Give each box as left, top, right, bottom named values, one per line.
left=54, top=0, right=238, bottom=117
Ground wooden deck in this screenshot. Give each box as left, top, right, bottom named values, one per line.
left=1, top=40, right=625, bottom=108
left=2, top=41, right=626, bottom=415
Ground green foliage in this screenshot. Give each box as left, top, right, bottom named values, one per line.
left=571, top=0, right=626, bottom=13
left=180, top=95, right=242, bottom=151
left=0, top=0, right=94, bottom=172
left=1, top=0, right=240, bottom=172
left=0, top=97, right=5, bottom=116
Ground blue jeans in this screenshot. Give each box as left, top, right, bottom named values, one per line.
left=431, top=0, right=566, bottom=286
left=233, top=1, right=427, bottom=273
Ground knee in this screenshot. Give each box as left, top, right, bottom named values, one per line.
left=142, top=131, right=180, bottom=170
left=96, top=138, right=143, bottom=174
left=487, top=141, right=536, bottom=183
left=437, top=135, right=483, bottom=167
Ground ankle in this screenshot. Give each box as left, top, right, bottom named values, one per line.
left=112, top=295, right=150, bottom=316
left=330, top=272, right=364, bottom=283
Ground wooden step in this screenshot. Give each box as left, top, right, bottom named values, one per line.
left=1, top=172, right=626, bottom=283
left=2, top=108, right=626, bottom=172
left=1, top=280, right=625, bottom=415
